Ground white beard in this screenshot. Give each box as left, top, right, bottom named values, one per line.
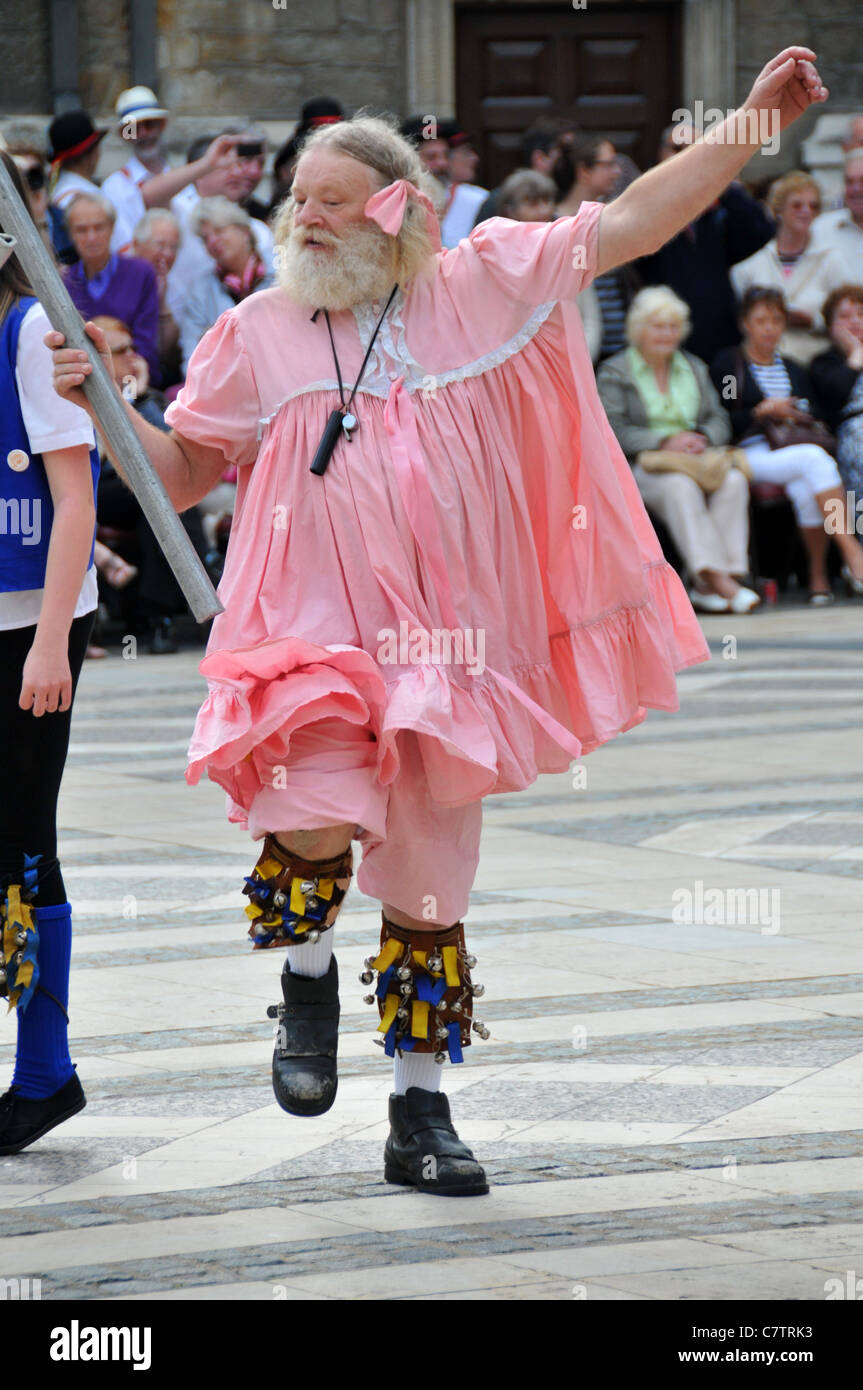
left=276, top=220, right=396, bottom=310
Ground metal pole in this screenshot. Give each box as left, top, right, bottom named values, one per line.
left=0, top=161, right=223, bottom=622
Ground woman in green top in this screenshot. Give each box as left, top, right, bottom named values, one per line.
left=597, top=286, right=759, bottom=614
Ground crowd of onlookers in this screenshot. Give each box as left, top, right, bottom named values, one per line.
left=3, top=89, right=863, bottom=647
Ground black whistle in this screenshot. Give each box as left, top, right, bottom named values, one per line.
left=310, top=408, right=345, bottom=476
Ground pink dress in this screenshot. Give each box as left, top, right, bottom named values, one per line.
left=165, top=204, right=709, bottom=911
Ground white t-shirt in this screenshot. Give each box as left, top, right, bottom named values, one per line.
left=0, top=302, right=98, bottom=631
left=441, top=183, right=489, bottom=249
left=101, top=154, right=164, bottom=253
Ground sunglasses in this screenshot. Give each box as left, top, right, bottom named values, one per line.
left=24, top=166, right=46, bottom=192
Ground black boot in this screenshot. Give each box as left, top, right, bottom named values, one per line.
left=384, top=1087, right=489, bottom=1196
left=267, top=956, right=339, bottom=1117
left=0, top=1072, right=86, bottom=1155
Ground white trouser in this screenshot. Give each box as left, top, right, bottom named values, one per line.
left=742, top=438, right=840, bottom=527
left=632, top=463, right=750, bottom=577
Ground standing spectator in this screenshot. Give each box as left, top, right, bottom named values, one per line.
left=101, top=88, right=244, bottom=257
left=731, top=172, right=848, bottom=364
left=48, top=110, right=106, bottom=213
left=101, top=86, right=170, bottom=252
left=5, top=140, right=63, bottom=259
left=63, top=193, right=161, bottom=385
left=810, top=150, right=863, bottom=283
left=473, top=117, right=579, bottom=226
left=554, top=134, right=624, bottom=365
left=712, top=286, right=863, bottom=602
left=131, top=209, right=182, bottom=386
left=810, top=285, right=863, bottom=501
left=438, top=124, right=488, bottom=248
left=270, top=98, right=345, bottom=218
left=597, top=287, right=757, bottom=614
left=179, top=198, right=274, bottom=374
left=639, top=119, right=775, bottom=364
left=401, top=115, right=450, bottom=183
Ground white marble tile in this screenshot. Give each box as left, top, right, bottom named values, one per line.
left=502, top=1237, right=767, bottom=1279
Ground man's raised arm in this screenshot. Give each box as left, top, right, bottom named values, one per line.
left=46, top=321, right=228, bottom=514
left=595, top=47, right=828, bottom=276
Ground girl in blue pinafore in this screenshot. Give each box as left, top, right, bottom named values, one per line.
left=0, top=152, right=101, bottom=1154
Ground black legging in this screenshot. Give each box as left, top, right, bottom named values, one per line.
left=0, top=611, right=94, bottom=907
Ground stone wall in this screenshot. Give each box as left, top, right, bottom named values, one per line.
left=735, top=0, right=863, bottom=174
left=155, top=0, right=404, bottom=120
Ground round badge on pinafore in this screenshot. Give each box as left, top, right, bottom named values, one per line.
left=7, top=449, right=29, bottom=471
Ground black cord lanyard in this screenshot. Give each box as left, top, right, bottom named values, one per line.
left=309, top=284, right=399, bottom=475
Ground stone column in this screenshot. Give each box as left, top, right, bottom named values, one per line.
left=682, top=0, right=736, bottom=111
left=405, top=0, right=454, bottom=119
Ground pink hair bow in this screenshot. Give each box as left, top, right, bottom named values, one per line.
left=364, top=178, right=442, bottom=252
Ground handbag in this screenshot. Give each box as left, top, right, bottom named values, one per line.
left=636, top=445, right=751, bottom=494
left=732, top=348, right=836, bottom=454
left=762, top=413, right=836, bottom=454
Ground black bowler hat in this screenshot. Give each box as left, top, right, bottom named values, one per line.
left=48, top=109, right=107, bottom=165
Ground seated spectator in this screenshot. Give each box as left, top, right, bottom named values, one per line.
left=597, top=287, right=758, bottom=614
left=132, top=209, right=182, bottom=385
left=497, top=169, right=556, bottom=223
left=731, top=172, right=847, bottom=365
left=810, top=285, right=863, bottom=502
left=712, top=286, right=863, bottom=602
left=168, top=133, right=276, bottom=325
left=179, top=197, right=274, bottom=374
left=89, top=316, right=209, bottom=652
left=639, top=119, right=774, bottom=365
left=810, top=150, right=863, bottom=282
left=63, top=192, right=161, bottom=385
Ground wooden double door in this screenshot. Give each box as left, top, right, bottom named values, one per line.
left=455, top=2, right=682, bottom=188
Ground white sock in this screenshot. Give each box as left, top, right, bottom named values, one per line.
left=286, top=927, right=334, bottom=980
left=393, top=1049, right=443, bottom=1095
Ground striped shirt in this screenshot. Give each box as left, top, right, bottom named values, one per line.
left=747, top=354, right=792, bottom=399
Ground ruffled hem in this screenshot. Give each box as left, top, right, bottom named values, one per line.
left=185, top=559, right=708, bottom=816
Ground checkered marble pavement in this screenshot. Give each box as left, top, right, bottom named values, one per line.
left=1, top=602, right=862, bottom=1301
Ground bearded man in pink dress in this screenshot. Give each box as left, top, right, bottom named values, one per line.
left=51, top=49, right=826, bottom=1196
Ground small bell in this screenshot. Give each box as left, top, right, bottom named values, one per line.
left=363, top=956, right=376, bottom=969
left=472, top=984, right=485, bottom=997
left=0, top=969, right=6, bottom=985
left=15, top=930, right=27, bottom=946
left=363, top=993, right=376, bottom=1006
left=397, top=966, right=412, bottom=981
left=360, top=970, right=374, bottom=985
left=399, top=981, right=413, bottom=995
left=465, top=953, right=477, bottom=969
left=272, top=890, right=287, bottom=908
left=427, top=953, right=443, bottom=972
left=451, top=1000, right=462, bottom=1013
left=306, top=929, right=321, bottom=944
left=372, top=1036, right=385, bottom=1048
left=434, top=1052, right=446, bottom=1065
left=397, top=1006, right=409, bottom=1020
left=299, top=879, right=317, bottom=895
left=305, top=897, right=319, bottom=911
left=435, top=1025, right=449, bottom=1041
